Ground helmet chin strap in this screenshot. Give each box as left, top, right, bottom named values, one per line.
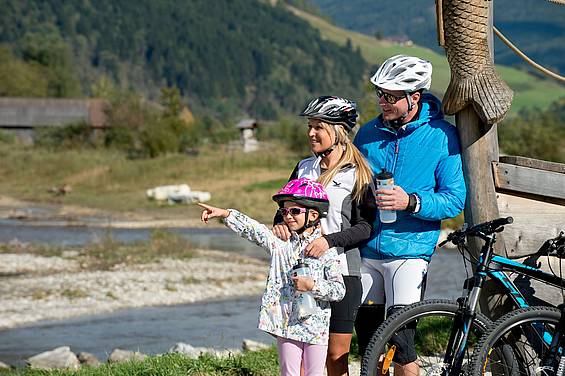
left=295, top=210, right=319, bottom=235
left=312, top=124, right=339, bottom=168
left=385, top=92, right=414, bottom=128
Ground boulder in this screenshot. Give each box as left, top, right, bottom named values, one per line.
left=242, top=339, right=270, bottom=352
left=77, top=352, right=102, bottom=367
left=0, top=360, right=10, bottom=370
left=146, top=184, right=211, bottom=204
left=108, top=349, right=147, bottom=363
left=168, top=342, right=200, bottom=358
left=26, top=346, right=80, bottom=370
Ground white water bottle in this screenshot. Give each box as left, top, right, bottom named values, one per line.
left=292, top=261, right=317, bottom=320
left=376, top=170, right=396, bottom=223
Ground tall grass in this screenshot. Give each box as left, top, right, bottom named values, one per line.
left=0, top=349, right=280, bottom=376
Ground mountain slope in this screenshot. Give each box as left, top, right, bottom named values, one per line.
left=0, top=0, right=366, bottom=118
left=287, top=5, right=565, bottom=115
left=311, top=0, right=565, bottom=75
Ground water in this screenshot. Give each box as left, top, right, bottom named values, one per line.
left=0, top=297, right=273, bottom=367
left=0, top=219, right=267, bottom=260
left=0, top=221, right=467, bottom=365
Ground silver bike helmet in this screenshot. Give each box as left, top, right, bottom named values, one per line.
left=370, top=55, right=432, bottom=92
left=299, top=96, right=358, bottom=133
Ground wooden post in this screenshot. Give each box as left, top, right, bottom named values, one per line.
left=455, top=1, right=509, bottom=319
left=457, top=111, right=504, bottom=254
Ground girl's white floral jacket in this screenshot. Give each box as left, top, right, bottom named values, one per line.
left=224, top=209, right=345, bottom=345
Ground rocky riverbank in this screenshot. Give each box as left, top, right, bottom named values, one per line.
left=0, top=249, right=268, bottom=330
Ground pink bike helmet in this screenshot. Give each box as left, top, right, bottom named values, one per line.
left=272, top=178, right=329, bottom=218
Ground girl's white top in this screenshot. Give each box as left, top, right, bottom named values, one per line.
left=224, top=209, right=345, bottom=345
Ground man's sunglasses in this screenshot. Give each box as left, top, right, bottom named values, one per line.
left=375, top=88, right=405, bottom=105
left=278, top=207, right=308, bottom=216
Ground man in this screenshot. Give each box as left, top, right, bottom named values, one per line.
left=353, top=55, right=466, bottom=376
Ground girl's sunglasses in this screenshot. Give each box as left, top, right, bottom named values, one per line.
left=278, top=207, right=308, bottom=216
left=375, top=88, right=405, bottom=105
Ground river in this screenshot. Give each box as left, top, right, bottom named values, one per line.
left=0, top=222, right=468, bottom=366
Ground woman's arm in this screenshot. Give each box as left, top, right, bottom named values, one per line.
left=272, top=163, right=300, bottom=240
left=306, top=184, right=376, bottom=258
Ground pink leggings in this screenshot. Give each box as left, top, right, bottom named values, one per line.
left=277, top=337, right=328, bottom=376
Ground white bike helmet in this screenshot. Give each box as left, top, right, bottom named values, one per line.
left=370, top=55, right=432, bottom=92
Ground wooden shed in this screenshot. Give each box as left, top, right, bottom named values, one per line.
left=0, top=97, right=109, bottom=142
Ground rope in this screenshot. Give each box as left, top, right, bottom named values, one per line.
left=493, top=26, right=565, bottom=83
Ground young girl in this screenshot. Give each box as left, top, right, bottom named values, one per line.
left=199, top=178, right=345, bottom=376
left=273, top=96, right=375, bottom=376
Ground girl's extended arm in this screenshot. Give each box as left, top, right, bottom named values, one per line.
left=199, top=203, right=230, bottom=223
left=199, top=203, right=282, bottom=254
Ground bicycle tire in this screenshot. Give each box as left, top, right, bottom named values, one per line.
left=469, top=306, right=561, bottom=376
left=360, top=299, right=493, bottom=376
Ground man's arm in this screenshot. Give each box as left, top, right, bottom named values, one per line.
left=412, top=133, right=466, bottom=221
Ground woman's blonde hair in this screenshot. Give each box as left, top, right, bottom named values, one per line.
left=316, top=122, right=373, bottom=203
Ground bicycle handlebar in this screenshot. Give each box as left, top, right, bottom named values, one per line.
left=439, top=217, right=514, bottom=247
left=536, top=231, right=565, bottom=258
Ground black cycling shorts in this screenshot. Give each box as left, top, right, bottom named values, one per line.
left=329, top=276, right=362, bottom=334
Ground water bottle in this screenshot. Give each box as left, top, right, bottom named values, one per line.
left=376, top=170, right=396, bottom=223
left=292, top=261, right=317, bottom=319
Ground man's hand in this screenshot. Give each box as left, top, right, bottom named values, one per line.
left=292, top=275, right=315, bottom=291
left=305, top=237, right=330, bottom=258
left=376, top=185, right=410, bottom=211
left=198, top=203, right=230, bottom=223
left=272, top=223, right=291, bottom=241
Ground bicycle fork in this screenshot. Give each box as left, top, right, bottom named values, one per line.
left=443, top=235, right=494, bottom=376
left=539, top=304, right=565, bottom=376
left=442, top=278, right=484, bottom=375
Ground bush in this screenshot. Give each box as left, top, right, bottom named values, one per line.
left=499, top=98, right=565, bottom=163
left=257, top=116, right=310, bottom=154
left=0, top=130, right=15, bottom=144
left=34, top=122, right=94, bottom=150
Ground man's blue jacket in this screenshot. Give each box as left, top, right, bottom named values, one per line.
left=353, top=93, right=466, bottom=261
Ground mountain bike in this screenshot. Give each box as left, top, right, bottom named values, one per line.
left=360, top=218, right=565, bottom=376
left=469, top=233, right=565, bottom=376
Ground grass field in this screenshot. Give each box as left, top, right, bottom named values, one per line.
left=0, top=142, right=301, bottom=224
left=288, top=6, right=565, bottom=116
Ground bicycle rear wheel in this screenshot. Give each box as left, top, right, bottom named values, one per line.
left=470, top=306, right=561, bottom=376
left=361, top=299, right=492, bottom=376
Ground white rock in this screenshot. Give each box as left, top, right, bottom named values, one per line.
left=147, top=184, right=191, bottom=201
left=108, top=349, right=147, bottom=363
left=168, top=342, right=200, bottom=358
left=242, top=339, right=270, bottom=351
left=27, top=346, right=80, bottom=370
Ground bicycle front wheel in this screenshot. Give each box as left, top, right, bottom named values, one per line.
left=470, top=306, right=561, bottom=376
left=361, top=299, right=492, bottom=376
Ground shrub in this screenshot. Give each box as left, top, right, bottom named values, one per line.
left=34, top=122, right=94, bottom=150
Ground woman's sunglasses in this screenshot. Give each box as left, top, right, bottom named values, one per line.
left=375, top=88, right=405, bottom=105
left=278, top=207, right=308, bottom=216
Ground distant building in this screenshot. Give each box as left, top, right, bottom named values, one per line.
left=235, top=118, right=259, bottom=153
left=0, top=98, right=109, bottom=143
left=387, top=36, right=414, bottom=47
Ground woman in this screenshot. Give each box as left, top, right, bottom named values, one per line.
left=273, top=96, right=375, bottom=376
